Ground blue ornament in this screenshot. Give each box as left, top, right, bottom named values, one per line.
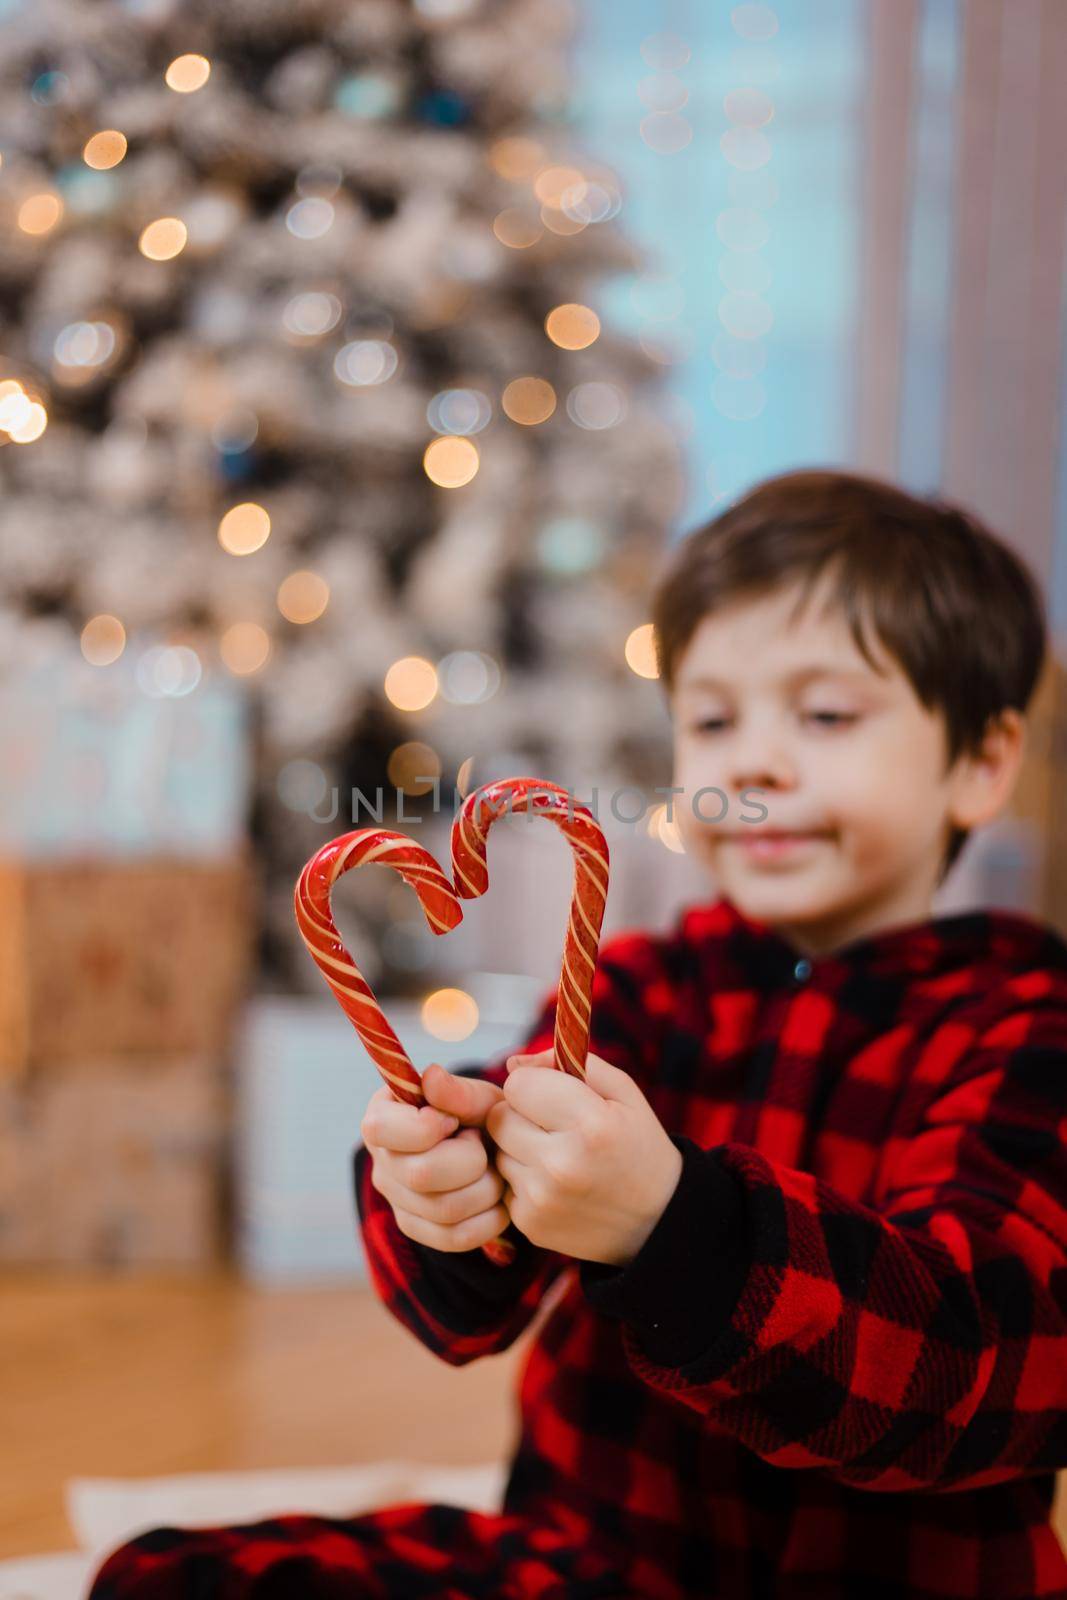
left=216, top=445, right=258, bottom=484
left=415, top=88, right=471, bottom=128
left=30, top=69, right=69, bottom=105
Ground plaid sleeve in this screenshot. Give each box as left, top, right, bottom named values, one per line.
left=353, top=929, right=662, bottom=1367
left=582, top=995, right=1067, bottom=1492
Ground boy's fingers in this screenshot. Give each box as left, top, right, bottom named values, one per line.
left=505, top=1048, right=555, bottom=1072
left=421, top=1061, right=505, bottom=1127
left=365, top=1093, right=458, bottom=1152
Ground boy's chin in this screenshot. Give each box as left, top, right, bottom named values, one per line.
left=712, top=858, right=840, bottom=918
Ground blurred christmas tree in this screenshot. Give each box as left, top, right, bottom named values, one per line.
left=0, top=0, right=684, bottom=991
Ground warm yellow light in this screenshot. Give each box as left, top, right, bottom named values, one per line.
left=488, top=136, right=544, bottom=181
left=625, top=622, right=659, bottom=679
left=533, top=166, right=584, bottom=204
left=218, top=501, right=271, bottom=555
left=649, top=804, right=687, bottom=854
left=277, top=570, right=329, bottom=624
left=0, top=381, right=29, bottom=433
left=7, top=402, right=47, bottom=443
left=165, top=54, right=211, bottom=93
left=384, top=656, right=438, bottom=712
left=83, top=130, right=127, bottom=169
left=421, top=987, right=479, bottom=1043
left=423, top=435, right=479, bottom=488
left=545, top=303, right=600, bottom=350
left=220, top=622, right=271, bottom=675
left=501, top=376, right=556, bottom=426
left=139, top=217, right=187, bottom=261
left=80, top=614, right=126, bottom=667
left=387, top=741, right=441, bottom=795
left=18, top=192, right=62, bottom=235
left=492, top=209, right=542, bottom=249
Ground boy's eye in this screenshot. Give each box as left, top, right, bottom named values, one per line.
left=688, top=711, right=859, bottom=734
left=805, top=711, right=859, bottom=727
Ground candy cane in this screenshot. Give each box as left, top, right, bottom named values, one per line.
left=294, top=778, right=611, bottom=1268
left=452, top=777, right=609, bottom=1084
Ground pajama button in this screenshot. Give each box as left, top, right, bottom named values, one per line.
left=793, top=958, right=812, bottom=981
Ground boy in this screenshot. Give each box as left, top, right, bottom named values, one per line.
left=88, top=469, right=1067, bottom=1599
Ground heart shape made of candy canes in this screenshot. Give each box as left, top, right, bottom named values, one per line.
left=294, top=776, right=610, bottom=1266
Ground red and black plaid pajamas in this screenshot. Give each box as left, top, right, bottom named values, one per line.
left=88, top=896, right=1067, bottom=1598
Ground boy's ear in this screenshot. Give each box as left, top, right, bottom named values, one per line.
left=946, top=708, right=1027, bottom=830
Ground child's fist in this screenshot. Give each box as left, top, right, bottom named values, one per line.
left=360, top=1065, right=509, bottom=1254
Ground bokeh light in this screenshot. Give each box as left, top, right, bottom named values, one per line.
left=423, top=435, right=479, bottom=487
left=286, top=198, right=334, bottom=239
left=648, top=803, right=687, bottom=853
left=384, top=656, right=438, bottom=711
left=487, top=136, right=544, bottom=180
left=544, top=303, right=600, bottom=350
left=501, top=376, right=556, bottom=426
left=165, top=54, right=211, bottom=92
left=725, top=87, right=775, bottom=126
left=220, top=622, right=271, bottom=675
left=387, top=741, right=441, bottom=795
left=533, top=166, right=584, bottom=205
left=83, top=130, right=127, bottom=170
left=625, top=622, right=659, bottom=679
left=277, top=570, right=329, bottom=624
left=638, top=73, right=689, bottom=113
left=492, top=209, right=542, bottom=249
left=80, top=614, right=126, bottom=667
left=427, top=388, right=492, bottom=436
left=282, top=291, right=342, bottom=339
left=5, top=398, right=47, bottom=443
left=139, top=217, right=187, bottom=260
left=421, top=987, right=479, bottom=1042
left=731, top=4, right=779, bottom=41
left=437, top=651, right=501, bottom=704
left=640, top=31, right=692, bottom=69
left=333, top=340, right=398, bottom=386
left=136, top=645, right=202, bottom=698
left=17, top=192, right=62, bottom=234
left=54, top=321, right=117, bottom=378
left=218, top=501, right=271, bottom=555
left=566, top=381, right=626, bottom=430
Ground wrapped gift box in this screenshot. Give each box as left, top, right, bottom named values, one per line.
left=0, top=1055, right=229, bottom=1267
left=0, top=649, right=251, bottom=860
left=0, top=854, right=257, bottom=1080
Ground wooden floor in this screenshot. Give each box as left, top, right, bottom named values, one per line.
left=1, top=1268, right=531, bottom=1561
left=4, top=1269, right=1067, bottom=1567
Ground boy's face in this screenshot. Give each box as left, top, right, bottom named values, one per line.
left=668, top=574, right=993, bottom=956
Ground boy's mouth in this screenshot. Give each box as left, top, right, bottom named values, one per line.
left=725, top=828, right=833, bottom=860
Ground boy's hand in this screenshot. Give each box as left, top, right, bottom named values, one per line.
left=485, top=1050, right=684, bottom=1268
left=360, top=1063, right=510, bottom=1254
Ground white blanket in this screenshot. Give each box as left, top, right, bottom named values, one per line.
left=1, top=1460, right=507, bottom=1600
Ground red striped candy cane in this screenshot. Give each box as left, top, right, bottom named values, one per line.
left=294, top=777, right=610, bottom=1268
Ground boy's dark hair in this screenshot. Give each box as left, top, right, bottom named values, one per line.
left=651, top=467, right=1048, bottom=883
